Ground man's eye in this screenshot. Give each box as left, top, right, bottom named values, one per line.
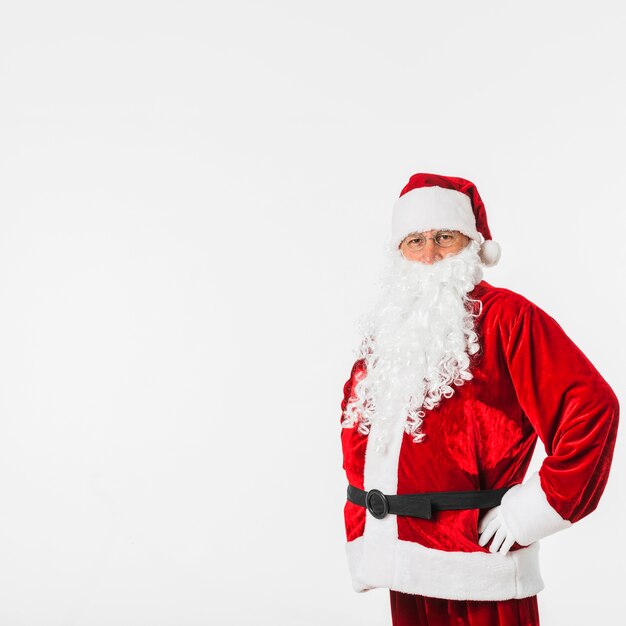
left=439, top=234, right=453, bottom=240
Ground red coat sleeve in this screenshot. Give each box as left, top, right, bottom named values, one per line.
left=339, top=358, right=368, bottom=496
left=340, top=358, right=367, bottom=423
left=499, top=301, right=619, bottom=544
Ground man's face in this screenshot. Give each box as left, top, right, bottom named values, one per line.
left=399, top=229, right=471, bottom=264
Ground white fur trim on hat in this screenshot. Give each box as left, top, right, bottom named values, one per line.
left=500, top=471, right=572, bottom=547
left=392, top=186, right=482, bottom=246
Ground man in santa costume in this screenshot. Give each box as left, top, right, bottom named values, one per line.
left=339, top=173, right=619, bottom=625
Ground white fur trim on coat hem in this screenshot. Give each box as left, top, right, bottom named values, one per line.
left=345, top=534, right=544, bottom=600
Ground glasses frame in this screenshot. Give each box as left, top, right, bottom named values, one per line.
left=400, top=230, right=466, bottom=251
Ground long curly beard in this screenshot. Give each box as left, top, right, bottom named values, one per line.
left=342, top=240, right=484, bottom=452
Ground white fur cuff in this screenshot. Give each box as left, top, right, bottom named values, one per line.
left=500, top=471, right=572, bottom=546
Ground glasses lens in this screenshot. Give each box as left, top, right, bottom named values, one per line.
left=435, top=232, right=458, bottom=247
left=407, top=237, right=425, bottom=250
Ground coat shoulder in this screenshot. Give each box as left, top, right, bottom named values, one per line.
left=472, top=281, right=536, bottom=327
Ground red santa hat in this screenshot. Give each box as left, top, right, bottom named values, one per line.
left=391, top=173, right=502, bottom=267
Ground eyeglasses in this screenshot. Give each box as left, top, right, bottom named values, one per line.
left=401, top=230, right=465, bottom=251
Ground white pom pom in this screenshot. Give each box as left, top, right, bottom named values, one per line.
left=479, top=239, right=501, bottom=267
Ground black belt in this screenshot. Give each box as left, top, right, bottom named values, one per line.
left=347, top=484, right=513, bottom=520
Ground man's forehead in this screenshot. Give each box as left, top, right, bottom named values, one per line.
left=404, top=228, right=457, bottom=237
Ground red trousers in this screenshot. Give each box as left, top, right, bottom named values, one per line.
left=389, top=590, right=540, bottom=626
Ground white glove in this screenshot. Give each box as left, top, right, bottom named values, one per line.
left=478, top=472, right=573, bottom=555
left=477, top=505, right=519, bottom=555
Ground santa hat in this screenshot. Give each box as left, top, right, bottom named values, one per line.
left=391, top=173, right=501, bottom=267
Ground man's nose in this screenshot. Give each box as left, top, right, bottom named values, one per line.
left=420, top=240, right=441, bottom=265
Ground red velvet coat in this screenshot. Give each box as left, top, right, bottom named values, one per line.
left=340, top=280, right=619, bottom=600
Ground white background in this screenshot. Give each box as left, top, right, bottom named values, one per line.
left=1, top=1, right=625, bottom=624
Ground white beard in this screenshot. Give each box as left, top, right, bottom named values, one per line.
left=342, top=240, right=484, bottom=452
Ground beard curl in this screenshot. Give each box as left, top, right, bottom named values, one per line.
left=342, top=240, right=484, bottom=449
